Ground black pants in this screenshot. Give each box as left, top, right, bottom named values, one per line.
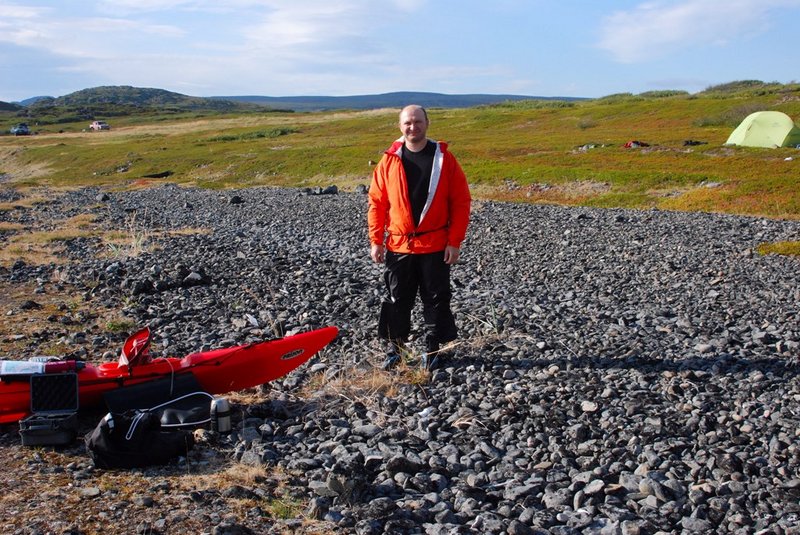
left=378, top=250, right=457, bottom=345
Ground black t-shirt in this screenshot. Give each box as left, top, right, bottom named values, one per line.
left=402, top=140, right=436, bottom=226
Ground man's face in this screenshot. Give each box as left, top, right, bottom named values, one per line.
left=399, top=108, right=429, bottom=144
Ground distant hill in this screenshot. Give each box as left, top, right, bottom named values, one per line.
left=18, top=96, right=52, bottom=107
left=10, top=86, right=584, bottom=115
left=0, top=101, right=23, bottom=112
left=1, top=86, right=266, bottom=127
left=211, top=91, right=583, bottom=111
left=35, top=86, right=251, bottom=111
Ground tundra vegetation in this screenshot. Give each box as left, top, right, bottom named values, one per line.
left=1, top=80, right=798, bottom=220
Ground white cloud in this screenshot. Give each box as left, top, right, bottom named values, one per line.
left=97, top=0, right=194, bottom=12
left=231, top=0, right=419, bottom=91
left=597, top=0, right=800, bottom=63
left=0, top=2, right=184, bottom=54
left=80, top=17, right=184, bottom=37
left=391, top=0, right=425, bottom=12
left=242, top=1, right=380, bottom=49
left=0, top=2, right=46, bottom=17
left=0, top=2, right=49, bottom=45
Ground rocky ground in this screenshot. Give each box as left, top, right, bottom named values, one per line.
left=0, top=184, right=799, bottom=534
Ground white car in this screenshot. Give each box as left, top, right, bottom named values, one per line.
left=89, top=121, right=110, bottom=131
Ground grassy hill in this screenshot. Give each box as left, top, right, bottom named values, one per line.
left=18, top=96, right=54, bottom=107
left=37, top=86, right=254, bottom=110
left=1, top=81, right=799, bottom=220
left=6, top=86, right=267, bottom=128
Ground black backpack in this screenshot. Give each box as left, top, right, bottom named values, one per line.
left=85, top=409, right=195, bottom=469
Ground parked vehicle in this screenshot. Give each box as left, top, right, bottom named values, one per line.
left=10, top=123, right=30, bottom=136
left=89, top=121, right=110, bottom=131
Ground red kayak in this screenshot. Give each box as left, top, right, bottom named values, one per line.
left=0, top=325, right=338, bottom=424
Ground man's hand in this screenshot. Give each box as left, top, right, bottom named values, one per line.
left=370, top=243, right=385, bottom=263
left=443, top=245, right=460, bottom=265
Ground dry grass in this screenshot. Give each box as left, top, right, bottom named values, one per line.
left=305, top=366, right=400, bottom=401
left=1, top=216, right=99, bottom=267
left=0, top=203, right=210, bottom=267
left=0, top=147, right=55, bottom=183
left=184, top=459, right=268, bottom=487
left=0, top=195, right=52, bottom=212
left=451, top=413, right=490, bottom=432
left=293, top=344, right=437, bottom=427
left=182, top=462, right=317, bottom=523
left=101, top=212, right=153, bottom=259
left=485, top=179, right=613, bottom=204
left=1, top=241, right=68, bottom=267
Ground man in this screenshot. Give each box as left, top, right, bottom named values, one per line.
left=368, top=105, right=471, bottom=370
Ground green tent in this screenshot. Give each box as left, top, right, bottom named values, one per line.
left=725, top=111, right=800, bottom=148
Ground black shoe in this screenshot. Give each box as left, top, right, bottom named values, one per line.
left=382, top=340, right=406, bottom=370
left=422, top=338, right=440, bottom=370
left=382, top=353, right=401, bottom=370
left=421, top=352, right=439, bottom=371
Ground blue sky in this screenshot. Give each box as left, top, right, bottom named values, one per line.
left=1, top=0, right=799, bottom=102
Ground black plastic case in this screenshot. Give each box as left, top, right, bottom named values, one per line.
left=19, top=373, right=79, bottom=447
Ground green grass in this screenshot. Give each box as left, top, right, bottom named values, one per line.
left=757, top=241, right=800, bottom=256
left=105, top=319, right=137, bottom=333
left=265, top=497, right=306, bottom=520
left=2, top=84, right=800, bottom=219
left=204, top=127, right=299, bottom=142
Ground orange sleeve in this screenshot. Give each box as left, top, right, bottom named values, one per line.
left=446, top=156, right=471, bottom=248
left=367, top=159, right=389, bottom=245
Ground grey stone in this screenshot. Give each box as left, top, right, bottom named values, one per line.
left=13, top=186, right=800, bottom=535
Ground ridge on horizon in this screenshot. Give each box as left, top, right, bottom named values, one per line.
left=209, top=90, right=585, bottom=111
left=7, top=86, right=586, bottom=111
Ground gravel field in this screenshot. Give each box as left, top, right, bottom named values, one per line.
left=1, top=184, right=799, bottom=535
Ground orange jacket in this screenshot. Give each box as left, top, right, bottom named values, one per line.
left=368, top=139, right=471, bottom=254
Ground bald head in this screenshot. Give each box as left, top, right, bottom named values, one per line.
left=400, top=104, right=428, bottom=123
